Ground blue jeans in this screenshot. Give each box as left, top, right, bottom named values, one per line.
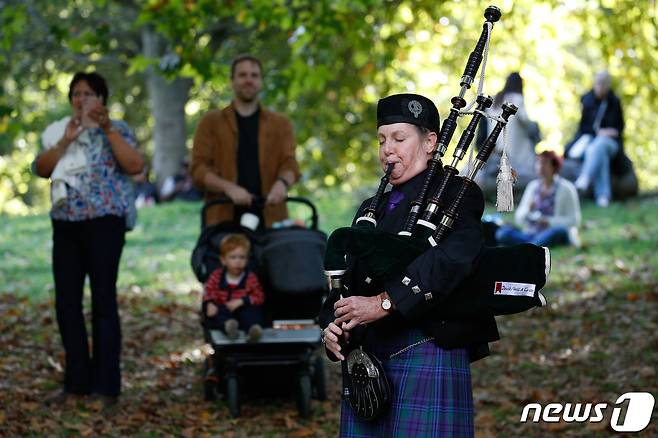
left=579, top=135, right=619, bottom=201
left=496, top=225, right=569, bottom=247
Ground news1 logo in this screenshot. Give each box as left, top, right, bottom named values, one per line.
left=520, top=392, right=655, bottom=432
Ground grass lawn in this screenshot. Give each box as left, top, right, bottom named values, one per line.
left=0, top=192, right=363, bottom=304
left=1, top=192, right=656, bottom=436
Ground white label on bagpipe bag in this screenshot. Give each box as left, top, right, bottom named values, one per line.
left=494, top=281, right=536, bottom=297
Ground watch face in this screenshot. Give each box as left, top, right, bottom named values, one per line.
left=382, top=298, right=392, bottom=310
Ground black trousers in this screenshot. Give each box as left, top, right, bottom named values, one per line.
left=52, top=215, right=125, bottom=396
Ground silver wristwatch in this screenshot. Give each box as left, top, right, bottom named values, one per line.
left=381, top=297, right=392, bottom=311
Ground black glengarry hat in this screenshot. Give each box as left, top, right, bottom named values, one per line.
left=377, top=93, right=440, bottom=133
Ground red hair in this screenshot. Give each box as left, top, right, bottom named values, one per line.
left=538, top=150, right=562, bottom=172
left=219, top=234, right=251, bottom=257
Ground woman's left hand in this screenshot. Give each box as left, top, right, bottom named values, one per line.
left=88, top=104, right=112, bottom=131
left=334, top=295, right=387, bottom=330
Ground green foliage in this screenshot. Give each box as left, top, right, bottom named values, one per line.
left=1, top=0, right=658, bottom=214
left=0, top=148, right=49, bottom=215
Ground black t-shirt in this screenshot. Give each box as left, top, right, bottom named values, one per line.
left=236, top=109, right=262, bottom=196
left=235, top=109, right=264, bottom=227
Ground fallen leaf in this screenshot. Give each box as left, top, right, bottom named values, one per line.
left=290, top=427, right=317, bottom=438
left=284, top=414, right=299, bottom=429
left=19, top=402, right=39, bottom=412
left=586, top=417, right=610, bottom=431
left=475, top=412, right=496, bottom=428
left=639, top=366, right=655, bottom=378
left=199, top=410, right=211, bottom=422
left=644, top=291, right=658, bottom=302
left=80, top=427, right=95, bottom=436
left=63, top=422, right=92, bottom=432
left=543, top=422, right=569, bottom=431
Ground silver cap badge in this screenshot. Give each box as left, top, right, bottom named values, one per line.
left=408, top=100, right=422, bottom=118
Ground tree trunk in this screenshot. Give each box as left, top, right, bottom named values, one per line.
left=142, top=27, right=193, bottom=188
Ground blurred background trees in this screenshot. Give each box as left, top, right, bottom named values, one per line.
left=1, top=0, right=656, bottom=214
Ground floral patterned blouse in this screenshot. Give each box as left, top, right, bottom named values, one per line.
left=529, top=182, right=557, bottom=233
left=39, top=118, right=138, bottom=229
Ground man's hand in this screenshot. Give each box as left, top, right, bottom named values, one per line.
left=225, top=298, right=244, bottom=312
left=333, top=295, right=389, bottom=331
left=225, top=183, right=253, bottom=206
left=266, top=179, right=287, bottom=205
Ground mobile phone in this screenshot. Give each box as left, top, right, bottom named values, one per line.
left=81, top=95, right=101, bottom=129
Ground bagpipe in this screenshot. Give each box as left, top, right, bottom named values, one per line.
left=323, top=6, right=550, bottom=325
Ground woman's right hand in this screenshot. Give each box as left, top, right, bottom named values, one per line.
left=60, top=117, right=85, bottom=148
left=225, top=183, right=253, bottom=206
left=35, top=117, right=85, bottom=178
left=323, top=321, right=350, bottom=361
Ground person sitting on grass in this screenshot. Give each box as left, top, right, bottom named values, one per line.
left=202, top=234, right=265, bottom=342
left=495, top=150, right=582, bottom=248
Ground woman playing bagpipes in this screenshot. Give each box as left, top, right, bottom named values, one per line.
left=320, top=93, right=498, bottom=436
left=319, top=7, right=551, bottom=435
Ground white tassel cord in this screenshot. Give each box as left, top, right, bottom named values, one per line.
left=496, top=125, right=515, bottom=212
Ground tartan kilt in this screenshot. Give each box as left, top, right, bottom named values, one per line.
left=340, top=329, right=474, bottom=438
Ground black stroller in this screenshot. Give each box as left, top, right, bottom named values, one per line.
left=191, top=197, right=328, bottom=418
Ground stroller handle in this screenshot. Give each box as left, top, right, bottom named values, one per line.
left=201, top=196, right=319, bottom=230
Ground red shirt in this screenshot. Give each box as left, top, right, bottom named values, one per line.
left=203, top=268, right=265, bottom=306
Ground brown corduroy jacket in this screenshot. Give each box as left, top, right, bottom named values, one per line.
left=190, top=103, right=300, bottom=228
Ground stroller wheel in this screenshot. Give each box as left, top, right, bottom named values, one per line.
left=226, top=375, right=240, bottom=418
left=312, top=355, right=327, bottom=401
left=297, top=373, right=312, bottom=418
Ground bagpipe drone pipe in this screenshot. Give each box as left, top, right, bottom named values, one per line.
left=323, top=6, right=550, bottom=323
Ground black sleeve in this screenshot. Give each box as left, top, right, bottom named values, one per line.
left=608, top=95, right=624, bottom=134
left=384, top=183, right=485, bottom=322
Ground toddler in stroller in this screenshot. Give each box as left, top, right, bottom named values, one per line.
left=193, top=197, right=329, bottom=418
left=202, top=234, right=265, bottom=342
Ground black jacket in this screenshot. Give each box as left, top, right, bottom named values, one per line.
left=320, top=168, right=499, bottom=362
left=565, top=90, right=627, bottom=175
